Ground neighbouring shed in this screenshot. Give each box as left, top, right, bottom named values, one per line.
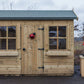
left=0, top=10, right=77, bottom=76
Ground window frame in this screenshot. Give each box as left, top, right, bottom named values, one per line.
left=0, top=25, right=17, bottom=51
left=48, top=25, right=68, bottom=51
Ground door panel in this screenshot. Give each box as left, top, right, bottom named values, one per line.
left=22, top=25, right=29, bottom=74
left=37, top=26, right=44, bottom=74
left=22, top=24, right=44, bottom=74
left=22, top=24, right=35, bottom=74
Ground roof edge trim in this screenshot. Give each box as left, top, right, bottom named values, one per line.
left=72, top=9, right=78, bottom=20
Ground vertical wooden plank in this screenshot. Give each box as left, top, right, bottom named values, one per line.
left=6, top=26, right=8, bottom=50
left=24, top=24, right=29, bottom=74
left=37, top=25, right=44, bottom=74
left=21, top=24, right=24, bottom=74
left=27, top=25, right=34, bottom=74
left=21, top=24, right=28, bottom=74
left=31, top=25, right=35, bottom=74
left=27, top=25, right=30, bottom=73
left=44, top=24, right=50, bottom=74
left=44, top=24, right=49, bottom=52
left=57, top=26, right=58, bottom=50
left=71, top=23, right=74, bottom=52
left=17, top=24, right=20, bottom=50
left=70, top=21, right=74, bottom=73
left=33, top=25, right=38, bottom=74
left=16, top=24, right=21, bottom=74
left=67, top=24, right=70, bottom=50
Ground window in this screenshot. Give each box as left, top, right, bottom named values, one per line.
left=0, top=26, right=16, bottom=50
left=49, top=39, right=57, bottom=49
left=8, top=26, right=16, bottom=37
left=49, top=26, right=66, bottom=50
left=0, top=39, right=6, bottom=49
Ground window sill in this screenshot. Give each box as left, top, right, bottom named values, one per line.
left=45, top=50, right=73, bottom=56
left=0, top=51, right=18, bottom=57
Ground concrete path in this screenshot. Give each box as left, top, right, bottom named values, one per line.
left=0, top=66, right=83, bottom=84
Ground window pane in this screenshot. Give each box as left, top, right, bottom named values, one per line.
left=49, top=39, right=57, bottom=49
left=59, top=39, right=66, bottom=49
left=49, top=26, right=57, bottom=37
left=8, top=26, right=16, bottom=37
left=0, top=26, right=6, bottom=37
left=0, top=39, right=6, bottom=49
left=8, top=39, right=16, bottom=49
left=58, top=26, right=66, bottom=37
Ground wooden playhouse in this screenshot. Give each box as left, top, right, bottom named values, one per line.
left=0, top=10, right=77, bottom=76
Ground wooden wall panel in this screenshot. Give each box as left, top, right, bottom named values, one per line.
left=0, top=21, right=21, bottom=75
left=43, top=20, right=74, bottom=76
left=0, top=20, right=74, bottom=76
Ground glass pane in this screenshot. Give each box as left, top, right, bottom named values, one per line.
left=0, top=39, right=6, bottom=49
left=58, top=26, right=66, bottom=37
left=0, top=26, right=6, bottom=37
left=59, top=39, right=66, bottom=49
left=49, top=26, right=57, bottom=37
left=8, top=39, right=16, bottom=49
left=49, top=39, right=57, bottom=49
left=8, top=26, right=16, bottom=37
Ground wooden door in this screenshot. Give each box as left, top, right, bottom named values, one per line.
left=21, top=24, right=44, bottom=75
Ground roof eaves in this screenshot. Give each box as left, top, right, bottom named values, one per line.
left=0, top=17, right=77, bottom=20
left=72, top=10, right=78, bottom=20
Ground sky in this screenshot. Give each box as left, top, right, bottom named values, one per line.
left=0, top=0, right=84, bottom=37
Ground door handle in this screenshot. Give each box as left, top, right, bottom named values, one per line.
left=23, top=48, right=26, bottom=51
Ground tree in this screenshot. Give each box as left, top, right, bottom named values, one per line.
left=82, top=23, right=84, bottom=40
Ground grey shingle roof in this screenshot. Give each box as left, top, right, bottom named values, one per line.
left=0, top=10, right=77, bottom=20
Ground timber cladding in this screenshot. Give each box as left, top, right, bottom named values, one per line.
left=0, top=20, right=74, bottom=76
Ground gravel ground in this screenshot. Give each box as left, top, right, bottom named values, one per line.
left=0, top=66, right=84, bottom=84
